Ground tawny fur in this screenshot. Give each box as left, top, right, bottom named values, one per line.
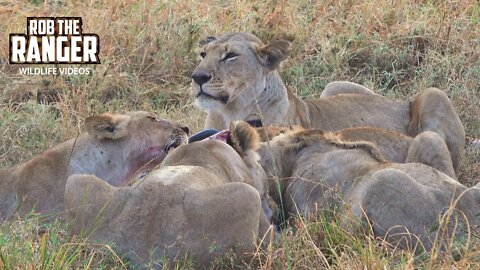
left=229, top=121, right=260, bottom=155
left=0, top=111, right=188, bottom=221
left=258, top=125, right=456, bottom=179
left=84, top=113, right=131, bottom=140
left=191, top=32, right=465, bottom=172
left=65, top=121, right=273, bottom=267
left=257, top=129, right=479, bottom=251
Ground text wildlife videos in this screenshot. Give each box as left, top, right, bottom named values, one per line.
left=10, top=17, right=100, bottom=64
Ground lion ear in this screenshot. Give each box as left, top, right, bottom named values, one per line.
left=85, top=113, right=130, bottom=140
left=229, top=121, right=260, bottom=156
left=198, top=36, right=217, bottom=47
left=255, top=40, right=291, bottom=70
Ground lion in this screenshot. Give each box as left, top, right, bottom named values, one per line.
left=256, top=128, right=480, bottom=251
left=256, top=125, right=456, bottom=179
left=65, top=121, right=274, bottom=267
left=0, top=111, right=189, bottom=221
left=190, top=32, right=465, bottom=172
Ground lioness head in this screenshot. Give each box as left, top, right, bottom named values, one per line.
left=191, top=32, right=290, bottom=112
left=0, top=111, right=189, bottom=219
left=84, top=111, right=189, bottom=185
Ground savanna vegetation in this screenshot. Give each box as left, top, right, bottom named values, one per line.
left=0, top=0, right=479, bottom=268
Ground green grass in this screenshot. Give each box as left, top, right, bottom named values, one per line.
left=0, top=0, right=479, bottom=268
left=0, top=214, right=128, bottom=269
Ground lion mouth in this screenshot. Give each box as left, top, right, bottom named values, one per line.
left=196, top=86, right=229, bottom=103
left=164, top=135, right=187, bottom=153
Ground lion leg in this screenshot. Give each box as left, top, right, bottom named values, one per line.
left=65, top=174, right=118, bottom=235
left=456, top=185, right=480, bottom=227
left=321, top=81, right=376, bottom=97
left=258, top=203, right=276, bottom=243
left=464, top=181, right=480, bottom=206
left=406, top=131, right=456, bottom=179
left=362, top=169, right=441, bottom=251
left=408, top=88, right=465, bottom=172
left=0, top=173, right=19, bottom=221
left=184, top=182, right=263, bottom=265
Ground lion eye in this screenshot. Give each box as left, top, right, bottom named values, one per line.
left=222, top=52, right=239, bottom=62
left=199, top=52, right=206, bottom=58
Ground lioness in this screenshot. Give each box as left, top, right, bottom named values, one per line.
left=257, top=128, right=480, bottom=250
left=257, top=125, right=456, bottom=179
left=65, top=121, right=272, bottom=267
left=191, top=32, right=465, bottom=172
left=0, top=111, right=189, bottom=220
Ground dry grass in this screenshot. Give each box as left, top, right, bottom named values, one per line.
left=0, top=0, right=479, bottom=268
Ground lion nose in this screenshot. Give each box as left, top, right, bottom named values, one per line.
left=180, top=125, right=190, bottom=135
left=191, top=71, right=212, bottom=86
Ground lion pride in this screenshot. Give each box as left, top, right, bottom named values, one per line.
left=191, top=32, right=465, bottom=172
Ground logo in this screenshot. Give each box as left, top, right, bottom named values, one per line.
left=9, top=17, right=100, bottom=64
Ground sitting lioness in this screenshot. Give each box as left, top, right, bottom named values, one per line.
left=0, top=111, right=189, bottom=220
left=257, top=128, right=480, bottom=250
left=191, top=32, right=465, bottom=172
left=65, top=121, right=272, bottom=267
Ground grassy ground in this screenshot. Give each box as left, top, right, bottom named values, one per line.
left=0, top=0, right=479, bottom=268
